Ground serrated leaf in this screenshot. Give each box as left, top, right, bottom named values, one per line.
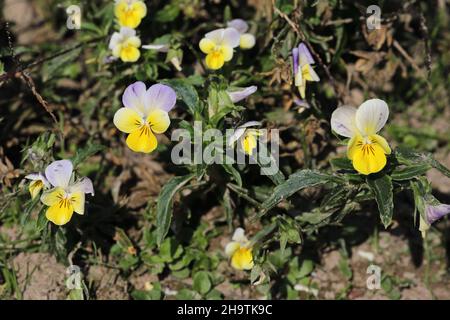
left=156, top=174, right=195, bottom=246
left=260, top=170, right=343, bottom=213
left=367, top=174, right=394, bottom=228
left=395, top=147, right=450, bottom=178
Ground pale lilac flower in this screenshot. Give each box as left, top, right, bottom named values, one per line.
left=425, top=203, right=450, bottom=224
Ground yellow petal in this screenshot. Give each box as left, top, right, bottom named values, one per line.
left=29, top=180, right=43, bottom=199
left=298, top=83, right=306, bottom=99
left=120, top=45, right=140, bottom=62
left=370, top=134, right=391, bottom=154
left=205, top=52, right=225, bottom=70
left=146, top=109, right=170, bottom=134
left=239, top=33, right=255, bottom=49
left=231, top=247, right=254, bottom=270
left=45, top=199, right=74, bottom=226
left=125, top=36, right=141, bottom=48
left=352, top=142, right=387, bottom=175
left=302, top=64, right=314, bottom=81
left=241, top=132, right=257, bottom=155
left=126, top=126, right=158, bottom=153
left=199, top=38, right=215, bottom=54
left=70, top=191, right=85, bottom=215
left=113, top=108, right=143, bottom=133
left=221, top=45, right=233, bottom=62
left=347, top=135, right=360, bottom=160
left=41, top=187, right=66, bottom=206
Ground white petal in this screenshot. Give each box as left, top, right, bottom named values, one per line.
left=45, top=160, right=73, bottom=188
left=355, top=99, right=389, bottom=135
left=222, top=28, right=240, bottom=48
left=232, top=227, right=248, bottom=243
left=71, top=177, right=94, bottom=196
left=120, top=26, right=136, bottom=38
left=228, top=127, right=246, bottom=146
left=205, top=28, right=225, bottom=43
left=331, top=106, right=358, bottom=138
left=227, top=19, right=248, bottom=33
left=225, top=241, right=240, bottom=257
left=239, top=121, right=261, bottom=128
left=108, top=32, right=122, bottom=50
left=142, top=44, right=169, bottom=52
left=306, top=65, right=320, bottom=81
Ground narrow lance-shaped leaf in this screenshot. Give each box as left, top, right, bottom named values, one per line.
left=367, top=174, right=394, bottom=228
left=261, top=170, right=344, bottom=213
left=156, top=173, right=195, bottom=246
left=391, top=163, right=431, bottom=181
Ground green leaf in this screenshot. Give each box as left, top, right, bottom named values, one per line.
left=161, top=79, right=200, bottom=115
left=330, top=157, right=354, bottom=171
left=222, top=164, right=242, bottom=187
left=395, top=146, right=450, bottom=178
left=255, top=142, right=285, bottom=185
left=192, top=271, right=212, bottom=295
left=367, top=174, right=394, bottom=228
left=391, top=163, right=431, bottom=181
left=156, top=174, right=195, bottom=246
left=261, top=170, right=343, bottom=212
left=71, top=143, right=105, bottom=168
left=155, top=3, right=180, bottom=22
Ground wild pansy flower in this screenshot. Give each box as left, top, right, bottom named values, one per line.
left=331, top=99, right=391, bottom=175
left=109, top=27, right=141, bottom=63
left=25, top=172, right=49, bottom=199
left=199, top=28, right=240, bottom=70
left=227, top=19, right=255, bottom=50
left=292, top=43, right=319, bottom=99
left=225, top=228, right=254, bottom=271
left=40, top=160, right=94, bottom=226
left=113, top=82, right=176, bottom=153
left=227, top=85, right=257, bottom=103
left=228, top=121, right=262, bottom=156
left=419, top=200, right=450, bottom=237
left=114, top=0, right=147, bottom=29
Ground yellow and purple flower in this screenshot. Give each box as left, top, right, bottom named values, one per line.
left=331, top=99, right=391, bottom=175
left=199, top=28, right=240, bottom=70
left=40, top=160, right=94, bottom=226
left=292, top=43, right=320, bottom=99
left=113, top=82, right=176, bottom=153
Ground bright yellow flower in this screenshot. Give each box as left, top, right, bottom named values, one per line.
left=109, top=27, right=141, bottom=63
left=199, top=28, right=240, bottom=70
left=331, top=99, right=391, bottom=175
left=114, top=0, right=147, bottom=29
left=114, top=82, right=177, bottom=153
left=225, top=228, right=254, bottom=271
left=40, top=160, right=94, bottom=226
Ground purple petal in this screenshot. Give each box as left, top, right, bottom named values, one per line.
left=227, top=86, right=257, bottom=103
left=45, top=160, right=73, bottom=188
left=227, top=19, right=249, bottom=34
left=292, top=47, right=299, bottom=76
left=426, top=204, right=450, bottom=224
left=298, top=42, right=315, bottom=65
left=145, top=84, right=177, bottom=112
left=122, top=81, right=147, bottom=114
